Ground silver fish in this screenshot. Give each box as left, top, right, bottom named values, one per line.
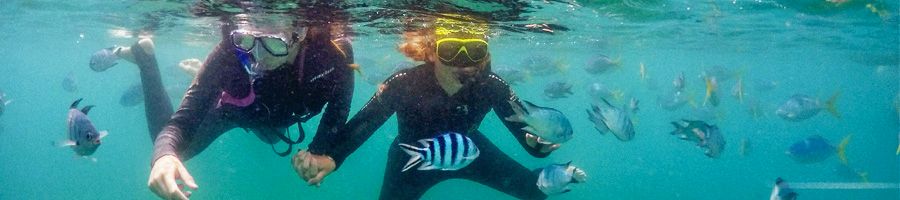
left=62, top=71, right=78, bottom=93
left=584, top=54, right=618, bottom=75
left=669, top=119, right=725, bottom=158
left=544, top=81, right=573, bottom=99
left=494, top=65, right=528, bottom=85
left=776, top=92, right=840, bottom=121
left=506, top=100, right=574, bottom=144
left=62, top=98, right=108, bottom=156
left=537, top=161, right=586, bottom=195
left=628, top=97, right=639, bottom=114
left=657, top=90, right=689, bottom=111
left=587, top=98, right=635, bottom=141
left=521, top=55, right=560, bottom=75
left=587, top=82, right=622, bottom=101
left=769, top=177, right=797, bottom=200
left=0, top=90, right=11, bottom=117
left=699, top=65, right=734, bottom=82
left=119, top=83, right=144, bottom=107
left=89, top=46, right=120, bottom=72
left=399, top=132, right=479, bottom=172
left=673, top=72, right=685, bottom=91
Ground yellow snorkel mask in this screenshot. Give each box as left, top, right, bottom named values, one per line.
left=434, top=15, right=490, bottom=67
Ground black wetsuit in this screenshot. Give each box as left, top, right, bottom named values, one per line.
left=140, top=27, right=354, bottom=164
left=309, top=63, right=550, bottom=200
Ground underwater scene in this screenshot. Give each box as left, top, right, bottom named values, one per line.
left=0, top=0, right=898, bottom=199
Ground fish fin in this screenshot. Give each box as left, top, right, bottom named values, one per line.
left=858, top=171, right=869, bottom=183
left=522, top=127, right=539, bottom=135
left=417, top=164, right=438, bottom=171
left=507, top=100, right=529, bottom=116
left=3, top=99, right=11, bottom=105
left=599, top=98, right=613, bottom=107
left=70, top=98, right=84, bottom=109
left=523, top=100, right=540, bottom=111
left=57, top=140, right=77, bottom=147
left=836, top=134, right=852, bottom=165
left=81, top=105, right=95, bottom=114
left=824, top=91, right=841, bottom=119
left=98, top=130, right=109, bottom=139
left=399, top=143, right=425, bottom=172
left=895, top=144, right=899, bottom=155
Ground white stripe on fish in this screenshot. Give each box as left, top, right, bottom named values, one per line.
left=399, top=132, right=479, bottom=172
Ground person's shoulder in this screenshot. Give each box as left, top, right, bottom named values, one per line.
left=381, top=64, right=425, bottom=86
left=482, top=72, right=512, bottom=89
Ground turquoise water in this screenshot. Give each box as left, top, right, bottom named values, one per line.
left=0, top=1, right=898, bottom=199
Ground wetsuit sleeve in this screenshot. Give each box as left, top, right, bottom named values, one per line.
left=490, top=76, right=552, bottom=158
left=308, top=37, right=355, bottom=156
left=152, top=42, right=232, bottom=165
left=314, top=77, right=400, bottom=170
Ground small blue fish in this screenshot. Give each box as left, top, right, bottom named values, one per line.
left=587, top=82, right=623, bottom=101
left=399, top=132, right=479, bottom=172
left=587, top=98, right=635, bottom=141
left=506, top=100, right=574, bottom=144
left=89, top=46, right=120, bottom=72
left=62, top=98, right=108, bottom=156
left=521, top=55, right=561, bottom=75
left=669, top=119, right=725, bottom=158
left=584, top=54, right=619, bottom=75
left=776, top=92, right=840, bottom=121
left=544, top=81, right=573, bottom=99
left=657, top=90, right=689, bottom=111
left=537, top=161, right=586, bottom=195
left=786, top=135, right=850, bottom=164
left=769, top=177, right=797, bottom=200
left=119, top=83, right=144, bottom=107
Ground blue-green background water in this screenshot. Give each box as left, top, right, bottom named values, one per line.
left=1, top=0, right=898, bottom=199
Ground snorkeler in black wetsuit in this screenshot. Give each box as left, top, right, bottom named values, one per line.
left=295, top=15, right=576, bottom=200
left=90, top=12, right=354, bottom=200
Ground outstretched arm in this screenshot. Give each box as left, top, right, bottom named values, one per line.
left=490, top=75, right=553, bottom=158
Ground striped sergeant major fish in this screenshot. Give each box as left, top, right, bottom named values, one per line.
left=399, top=132, right=480, bottom=172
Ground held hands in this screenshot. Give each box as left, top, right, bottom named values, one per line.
left=148, top=155, right=198, bottom=200
left=292, top=150, right=336, bottom=187
left=525, top=133, right=561, bottom=153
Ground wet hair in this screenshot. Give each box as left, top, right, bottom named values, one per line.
left=397, top=28, right=436, bottom=62
left=397, top=14, right=490, bottom=62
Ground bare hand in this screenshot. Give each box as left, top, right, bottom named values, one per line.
left=292, top=150, right=336, bottom=187
left=148, top=155, right=198, bottom=200
left=525, top=133, right=561, bottom=153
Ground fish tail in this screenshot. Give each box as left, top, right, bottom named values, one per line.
left=895, top=144, right=899, bottom=155
left=348, top=63, right=363, bottom=76
left=858, top=171, right=869, bottom=183
left=837, top=134, right=852, bottom=165
left=824, top=91, right=841, bottom=119
left=399, top=143, right=426, bottom=172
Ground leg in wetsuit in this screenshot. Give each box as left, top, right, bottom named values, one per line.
left=379, top=132, right=547, bottom=200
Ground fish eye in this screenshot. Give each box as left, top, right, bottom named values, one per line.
left=86, top=134, right=93, bottom=140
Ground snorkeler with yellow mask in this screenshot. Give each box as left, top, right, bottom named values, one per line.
left=294, top=14, right=585, bottom=200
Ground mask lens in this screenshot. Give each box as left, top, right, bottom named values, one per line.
left=259, top=37, right=289, bottom=56
left=437, top=40, right=464, bottom=62
left=436, top=38, right=488, bottom=67
left=464, top=41, right=487, bottom=61
left=232, top=32, right=256, bottom=52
